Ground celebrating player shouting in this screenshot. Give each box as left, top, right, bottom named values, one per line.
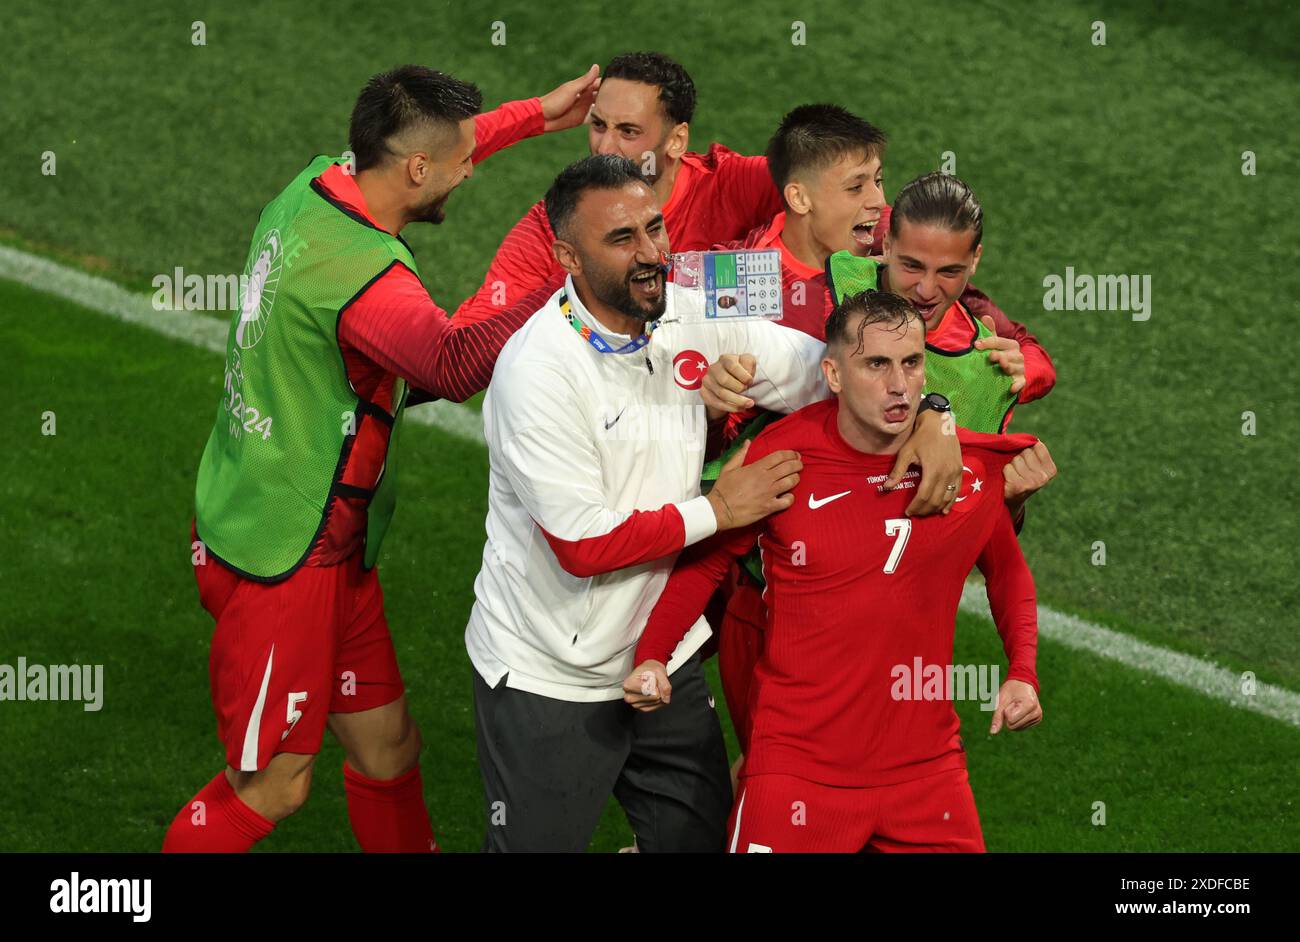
left=165, top=63, right=601, bottom=853
left=626, top=291, right=1045, bottom=852
left=453, top=51, right=786, bottom=325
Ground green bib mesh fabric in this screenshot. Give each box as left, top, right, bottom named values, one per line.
left=825, top=250, right=882, bottom=302
left=923, top=305, right=1019, bottom=434
left=195, top=155, right=416, bottom=580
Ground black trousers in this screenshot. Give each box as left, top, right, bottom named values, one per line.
left=473, top=652, right=732, bottom=852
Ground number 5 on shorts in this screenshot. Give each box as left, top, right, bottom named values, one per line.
left=281, top=691, right=307, bottom=742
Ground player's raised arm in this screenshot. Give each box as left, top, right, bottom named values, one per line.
left=471, top=64, right=601, bottom=162
left=452, top=66, right=601, bottom=326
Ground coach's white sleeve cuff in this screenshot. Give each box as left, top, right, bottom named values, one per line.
left=676, top=495, right=719, bottom=548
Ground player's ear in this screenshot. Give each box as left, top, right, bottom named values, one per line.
left=970, top=242, right=983, bottom=275
left=821, top=355, right=841, bottom=394
left=785, top=181, right=811, bottom=217
left=666, top=122, right=689, bottom=161
left=404, top=152, right=428, bottom=187
left=552, top=239, right=582, bottom=276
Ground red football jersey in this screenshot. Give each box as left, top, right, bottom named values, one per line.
left=453, top=143, right=783, bottom=325
left=638, top=398, right=1041, bottom=788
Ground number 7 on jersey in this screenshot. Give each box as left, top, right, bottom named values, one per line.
left=883, top=518, right=912, bottom=574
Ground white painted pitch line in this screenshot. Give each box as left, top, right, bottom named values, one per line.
left=4, top=243, right=1297, bottom=729
left=0, top=245, right=485, bottom=444
left=960, top=584, right=1300, bottom=729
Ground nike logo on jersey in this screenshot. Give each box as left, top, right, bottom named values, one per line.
left=808, top=490, right=851, bottom=509
left=604, top=408, right=626, bottom=430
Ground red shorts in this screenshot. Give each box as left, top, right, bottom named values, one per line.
left=727, top=767, right=985, bottom=853
left=193, top=535, right=405, bottom=772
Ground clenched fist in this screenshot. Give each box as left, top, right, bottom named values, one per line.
left=1004, top=440, right=1057, bottom=518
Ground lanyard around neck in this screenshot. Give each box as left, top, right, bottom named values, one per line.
left=559, top=288, right=654, bottom=355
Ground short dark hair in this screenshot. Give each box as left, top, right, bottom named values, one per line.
left=544, top=155, right=652, bottom=241
left=889, top=171, right=984, bottom=250
left=349, top=65, right=482, bottom=172
left=604, top=52, right=696, bottom=126
left=824, top=290, right=921, bottom=356
left=765, top=104, right=887, bottom=194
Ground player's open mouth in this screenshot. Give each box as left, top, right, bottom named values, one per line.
left=884, top=402, right=910, bottom=424
left=630, top=268, right=663, bottom=297
left=852, top=220, right=878, bottom=246
left=912, top=299, right=940, bottom=320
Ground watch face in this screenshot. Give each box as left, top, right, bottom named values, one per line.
left=929, top=393, right=952, bottom=411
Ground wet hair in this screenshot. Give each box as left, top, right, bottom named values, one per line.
left=604, top=52, right=697, bottom=125
left=544, top=154, right=652, bottom=240
left=349, top=65, right=482, bottom=171
left=824, top=289, right=922, bottom=356
left=765, top=103, right=887, bottom=192
left=889, top=170, right=984, bottom=250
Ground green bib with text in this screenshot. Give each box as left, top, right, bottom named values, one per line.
left=194, top=155, right=414, bottom=580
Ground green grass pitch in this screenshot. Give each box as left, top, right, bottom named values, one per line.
left=1, top=0, right=1297, bottom=851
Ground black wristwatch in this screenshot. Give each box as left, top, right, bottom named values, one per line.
left=916, top=392, right=952, bottom=416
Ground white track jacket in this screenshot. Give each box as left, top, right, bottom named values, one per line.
left=465, top=277, right=827, bottom=701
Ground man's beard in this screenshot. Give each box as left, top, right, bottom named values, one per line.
left=589, top=262, right=667, bottom=324
left=414, top=189, right=451, bottom=225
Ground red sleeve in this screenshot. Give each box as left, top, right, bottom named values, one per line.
left=635, top=525, right=759, bottom=666
left=635, top=432, right=777, bottom=664
left=538, top=507, right=693, bottom=579
left=338, top=263, right=554, bottom=402
left=975, top=506, right=1039, bottom=692
left=718, top=152, right=783, bottom=237
left=453, top=201, right=560, bottom=326
left=959, top=284, right=1056, bottom=402
left=472, top=98, right=545, bottom=164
